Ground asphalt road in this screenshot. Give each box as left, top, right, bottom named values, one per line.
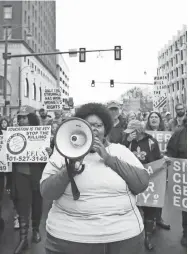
left=0, top=191, right=186, bottom=254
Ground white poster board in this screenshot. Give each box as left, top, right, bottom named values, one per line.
left=44, top=88, right=63, bottom=111
left=6, top=126, right=51, bottom=163
left=0, top=135, right=9, bottom=172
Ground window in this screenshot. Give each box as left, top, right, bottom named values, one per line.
left=39, top=87, right=42, bottom=102
left=177, top=81, right=179, bottom=90
left=27, top=59, right=30, bottom=65
left=24, top=57, right=26, bottom=62
left=4, top=6, right=12, bottom=19
left=28, top=16, right=30, bottom=30
left=3, top=27, right=12, bottom=39
left=172, top=83, right=174, bottom=92
left=32, top=5, right=34, bottom=16
left=181, top=64, right=184, bottom=74
left=176, top=54, right=178, bottom=64
left=24, top=11, right=27, bottom=23
left=24, top=78, right=29, bottom=97
left=32, top=83, right=36, bottom=100
left=35, top=27, right=37, bottom=39
left=182, top=79, right=185, bottom=89
left=32, top=23, right=34, bottom=36
left=176, top=68, right=179, bottom=77
left=181, top=50, right=184, bottom=61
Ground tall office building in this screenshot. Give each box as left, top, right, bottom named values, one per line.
left=0, top=1, right=58, bottom=116
left=0, top=0, right=56, bottom=77
left=157, top=25, right=187, bottom=117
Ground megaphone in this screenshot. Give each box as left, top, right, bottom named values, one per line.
left=54, top=117, right=94, bottom=200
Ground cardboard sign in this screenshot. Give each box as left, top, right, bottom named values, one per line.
left=0, top=135, right=8, bottom=172
left=6, top=126, right=51, bottom=163
left=44, top=88, right=63, bottom=111
left=145, top=131, right=172, bottom=154
left=136, top=158, right=167, bottom=207
left=168, top=158, right=187, bottom=211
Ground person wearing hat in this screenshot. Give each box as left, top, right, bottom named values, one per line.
left=107, top=101, right=125, bottom=144
left=123, top=119, right=168, bottom=250
left=12, top=105, right=50, bottom=254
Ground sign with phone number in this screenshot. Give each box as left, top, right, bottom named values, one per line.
left=6, top=126, right=51, bottom=163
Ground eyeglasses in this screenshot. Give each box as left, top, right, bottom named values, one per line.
left=88, top=122, right=104, bottom=128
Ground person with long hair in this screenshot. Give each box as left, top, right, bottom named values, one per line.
left=145, top=111, right=170, bottom=231
left=123, top=119, right=168, bottom=250
left=40, top=103, right=149, bottom=254
left=13, top=105, right=45, bottom=254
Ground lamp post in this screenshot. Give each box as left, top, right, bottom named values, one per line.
left=2, top=25, right=32, bottom=116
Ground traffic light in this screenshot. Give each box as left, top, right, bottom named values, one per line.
left=79, top=48, right=86, bottom=62
left=110, top=80, right=114, bottom=87
left=91, top=80, right=95, bottom=87
left=114, top=46, right=121, bottom=60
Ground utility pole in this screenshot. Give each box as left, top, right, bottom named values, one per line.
left=3, top=26, right=8, bottom=116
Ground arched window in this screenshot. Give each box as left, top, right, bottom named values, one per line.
left=39, top=87, right=42, bottom=102
left=24, top=78, right=29, bottom=97
left=32, top=83, right=36, bottom=100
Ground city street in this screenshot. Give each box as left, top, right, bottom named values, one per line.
left=0, top=191, right=186, bottom=254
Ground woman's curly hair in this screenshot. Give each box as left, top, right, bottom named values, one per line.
left=145, top=111, right=165, bottom=131
left=75, top=103, right=113, bottom=136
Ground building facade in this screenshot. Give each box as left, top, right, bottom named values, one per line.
left=0, top=0, right=58, bottom=117
left=157, top=25, right=187, bottom=117
left=56, top=53, right=70, bottom=108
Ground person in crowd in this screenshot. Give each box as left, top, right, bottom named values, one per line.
left=161, top=106, right=168, bottom=122
left=145, top=111, right=166, bottom=131
left=107, top=101, right=125, bottom=144
left=0, top=117, right=20, bottom=230
left=0, top=128, right=4, bottom=241
left=39, top=108, right=52, bottom=126
left=164, top=112, right=172, bottom=130
left=168, top=103, right=186, bottom=132
left=145, top=112, right=171, bottom=230
left=40, top=102, right=149, bottom=254
left=167, top=117, right=187, bottom=247
left=127, top=111, right=137, bottom=123
left=12, top=105, right=46, bottom=254
left=52, top=110, right=65, bottom=126
left=123, top=119, right=168, bottom=250
left=0, top=117, right=9, bottom=134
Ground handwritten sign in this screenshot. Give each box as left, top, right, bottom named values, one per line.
left=136, top=158, right=166, bottom=207
left=0, top=135, right=8, bottom=172
left=168, top=158, right=187, bottom=211
left=145, top=131, right=172, bottom=154
left=6, top=126, right=51, bottom=163
left=44, top=88, right=63, bottom=111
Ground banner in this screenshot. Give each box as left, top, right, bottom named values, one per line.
left=44, top=88, right=63, bottom=111
left=146, top=131, right=172, bottom=154
left=168, top=158, right=187, bottom=211
left=136, top=158, right=167, bottom=207
left=6, top=126, right=51, bottom=163
left=0, top=135, right=8, bottom=172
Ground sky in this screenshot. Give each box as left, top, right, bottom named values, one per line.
left=55, top=0, right=187, bottom=106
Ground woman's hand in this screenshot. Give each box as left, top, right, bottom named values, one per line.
left=92, top=137, right=109, bottom=161
left=164, top=156, right=172, bottom=166
left=127, top=131, right=137, bottom=142
left=45, top=147, right=53, bottom=156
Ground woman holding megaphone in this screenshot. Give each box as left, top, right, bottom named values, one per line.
left=40, top=103, right=150, bottom=254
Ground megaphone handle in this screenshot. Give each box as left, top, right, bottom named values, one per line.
left=65, top=158, right=80, bottom=200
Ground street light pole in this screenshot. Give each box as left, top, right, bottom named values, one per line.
left=3, top=26, right=8, bottom=116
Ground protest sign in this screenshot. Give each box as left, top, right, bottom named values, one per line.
left=168, top=158, right=187, bottom=211
left=44, top=88, right=63, bottom=111
left=136, top=158, right=167, bottom=207
left=6, top=126, right=51, bottom=163
left=0, top=135, right=8, bottom=172
left=145, top=131, right=172, bottom=154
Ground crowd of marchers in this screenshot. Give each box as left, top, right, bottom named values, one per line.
left=0, top=102, right=186, bottom=254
